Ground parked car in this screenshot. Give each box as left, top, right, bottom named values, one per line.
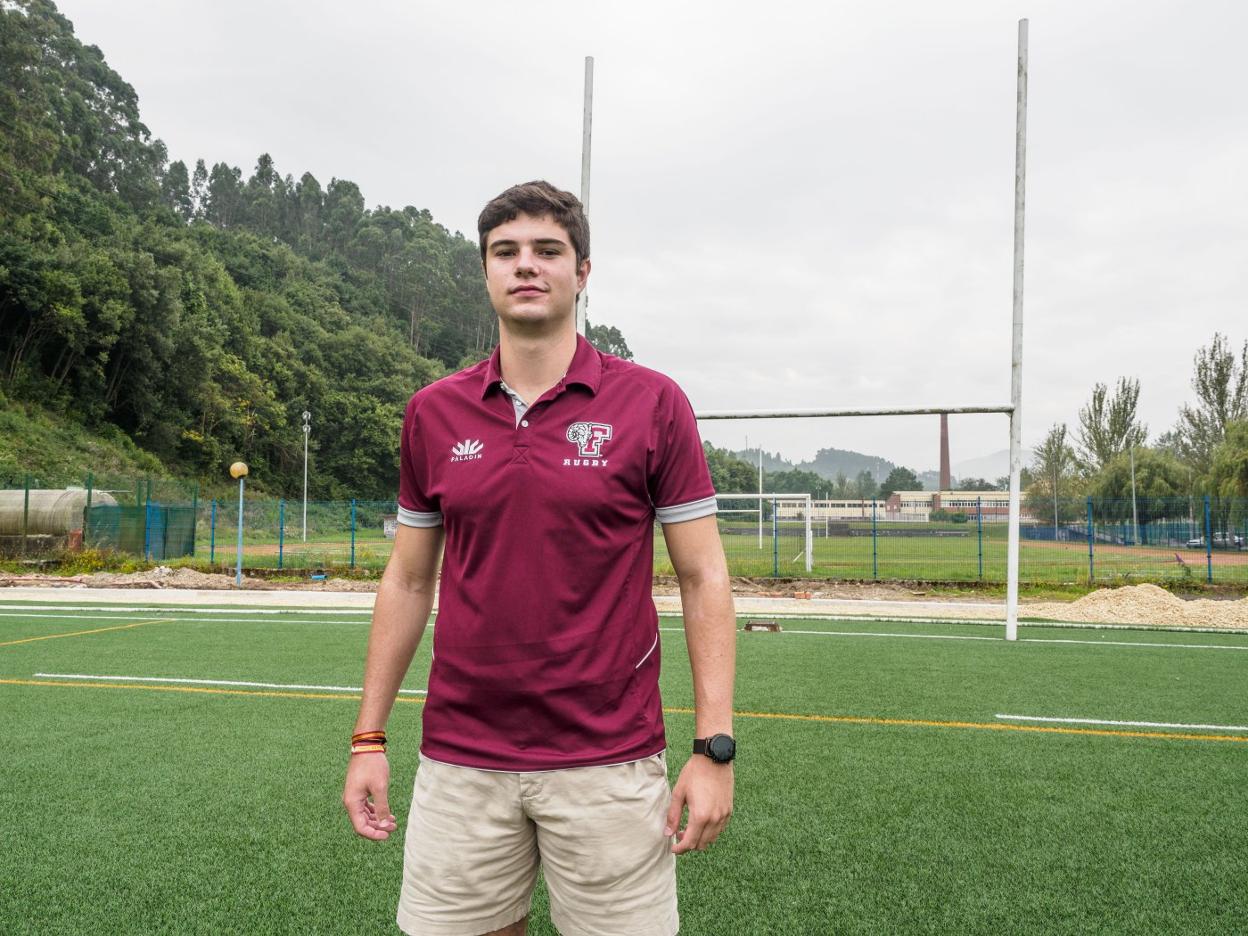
left=1187, top=533, right=1246, bottom=549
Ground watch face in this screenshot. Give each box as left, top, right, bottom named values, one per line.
left=707, top=734, right=736, bottom=762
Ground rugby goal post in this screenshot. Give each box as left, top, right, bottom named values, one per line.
left=694, top=21, right=1030, bottom=641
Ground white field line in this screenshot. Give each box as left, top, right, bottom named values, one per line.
left=4, top=604, right=1246, bottom=636
left=4, top=612, right=1244, bottom=652
left=997, top=713, right=1248, bottom=732
left=0, top=605, right=371, bottom=616
left=661, top=627, right=1248, bottom=651
left=659, top=610, right=1248, bottom=636
left=0, top=612, right=370, bottom=626
left=33, top=673, right=426, bottom=695
left=1019, top=637, right=1248, bottom=651
left=752, top=628, right=998, bottom=642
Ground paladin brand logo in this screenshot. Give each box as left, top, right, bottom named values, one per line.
left=564, top=422, right=613, bottom=468
left=450, top=439, right=484, bottom=462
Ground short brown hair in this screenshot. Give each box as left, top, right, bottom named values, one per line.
left=478, top=180, right=590, bottom=266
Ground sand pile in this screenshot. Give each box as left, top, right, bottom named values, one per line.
left=1029, top=583, right=1248, bottom=629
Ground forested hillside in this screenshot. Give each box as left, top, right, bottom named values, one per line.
left=0, top=0, right=628, bottom=499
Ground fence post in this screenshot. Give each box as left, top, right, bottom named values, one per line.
left=871, top=498, right=878, bottom=580
left=142, top=479, right=152, bottom=562
left=771, top=497, right=778, bottom=577
left=1204, top=495, right=1213, bottom=584
left=977, top=497, right=984, bottom=580
left=190, top=482, right=198, bottom=557
left=85, top=472, right=93, bottom=539
left=350, top=499, right=357, bottom=569
left=278, top=499, right=285, bottom=570
left=22, top=473, right=30, bottom=559
left=1086, top=496, right=1094, bottom=583
left=210, top=499, right=217, bottom=563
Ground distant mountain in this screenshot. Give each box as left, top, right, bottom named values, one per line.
left=729, top=445, right=1038, bottom=494
left=732, top=448, right=792, bottom=474
left=734, top=448, right=898, bottom=484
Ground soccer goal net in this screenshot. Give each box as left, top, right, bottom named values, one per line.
left=715, top=493, right=813, bottom=575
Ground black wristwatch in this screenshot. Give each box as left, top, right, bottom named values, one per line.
left=693, top=734, right=736, bottom=764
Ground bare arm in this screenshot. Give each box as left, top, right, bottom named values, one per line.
left=660, top=515, right=736, bottom=854
left=342, top=523, right=444, bottom=840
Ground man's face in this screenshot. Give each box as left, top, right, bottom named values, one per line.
left=483, top=213, right=590, bottom=331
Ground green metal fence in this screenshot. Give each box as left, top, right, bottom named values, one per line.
left=0, top=472, right=199, bottom=560
left=200, top=497, right=395, bottom=572
left=3, top=474, right=1247, bottom=585
left=654, top=494, right=1247, bottom=585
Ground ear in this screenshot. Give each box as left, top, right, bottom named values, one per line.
left=577, top=257, right=592, bottom=293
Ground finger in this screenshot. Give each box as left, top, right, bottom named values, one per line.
left=672, top=814, right=707, bottom=855
left=346, top=797, right=390, bottom=840
left=664, top=787, right=686, bottom=839
left=698, top=816, right=728, bottom=850
left=372, top=788, right=396, bottom=829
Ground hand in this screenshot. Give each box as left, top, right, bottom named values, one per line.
left=343, top=753, right=398, bottom=840
left=664, top=755, right=734, bottom=855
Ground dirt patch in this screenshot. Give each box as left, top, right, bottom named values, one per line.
left=651, top=576, right=960, bottom=602
left=1028, top=583, right=1248, bottom=629
left=1021, top=539, right=1248, bottom=566
left=0, top=566, right=377, bottom=592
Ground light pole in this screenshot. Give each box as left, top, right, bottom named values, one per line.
left=302, top=410, right=311, bottom=542
left=230, top=461, right=249, bottom=587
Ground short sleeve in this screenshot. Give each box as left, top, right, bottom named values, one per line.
left=647, top=381, right=718, bottom=524
left=397, top=396, right=442, bottom=528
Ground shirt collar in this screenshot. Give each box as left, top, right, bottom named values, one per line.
left=480, top=334, right=604, bottom=399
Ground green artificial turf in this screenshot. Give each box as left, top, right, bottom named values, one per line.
left=1, top=608, right=1245, bottom=934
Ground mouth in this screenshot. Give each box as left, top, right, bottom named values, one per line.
left=509, top=286, right=547, bottom=296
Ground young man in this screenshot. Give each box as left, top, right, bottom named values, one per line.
left=342, top=180, right=736, bottom=936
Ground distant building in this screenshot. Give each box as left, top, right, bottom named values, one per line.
left=771, top=492, right=1034, bottom=523
left=884, top=491, right=1033, bottom=523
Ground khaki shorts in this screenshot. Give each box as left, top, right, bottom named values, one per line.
left=396, top=752, right=678, bottom=936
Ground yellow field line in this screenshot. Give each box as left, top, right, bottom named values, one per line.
left=2, top=678, right=1241, bottom=744
left=0, top=678, right=425, bottom=704
left=0, top=618, right=173, bottom=647
left=663, top=707, right=1248, bottom=744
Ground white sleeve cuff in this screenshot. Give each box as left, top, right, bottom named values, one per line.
left=397, top=505, right=443, bottom=528
left=655, top=495, right=718, bottom=525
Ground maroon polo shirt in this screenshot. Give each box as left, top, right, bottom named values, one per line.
left=396, top=335, right=717, bottom=771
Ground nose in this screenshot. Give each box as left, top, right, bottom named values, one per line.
left=515, top=247, right=539, bottom=276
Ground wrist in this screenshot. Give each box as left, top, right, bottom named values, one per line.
left=350, top=730, right=388, bottom=756
left=693, top=733, right=736, bottom=764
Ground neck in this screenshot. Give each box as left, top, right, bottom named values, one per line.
left=497, top=323, right=579, bottom=400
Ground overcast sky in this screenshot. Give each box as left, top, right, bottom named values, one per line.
left=56, top=0, right=1247, bottom=477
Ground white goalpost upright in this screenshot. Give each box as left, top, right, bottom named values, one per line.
left=575, top=56, right=593, bottom=338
